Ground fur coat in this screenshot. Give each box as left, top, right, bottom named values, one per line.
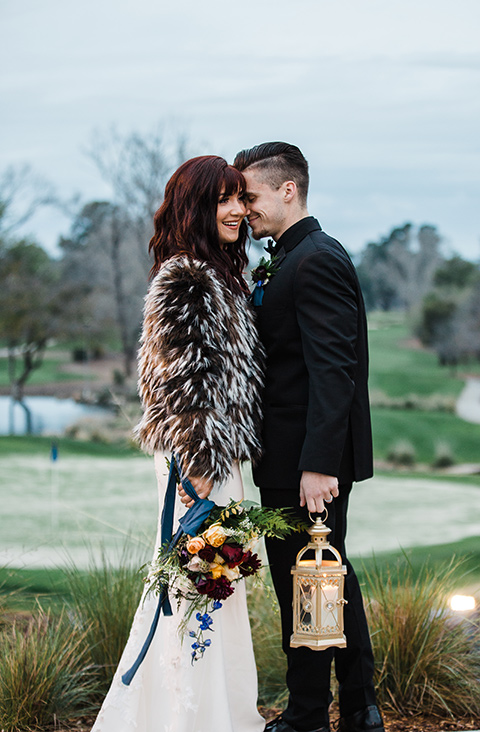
left=135, top=256, right=265, bottom=487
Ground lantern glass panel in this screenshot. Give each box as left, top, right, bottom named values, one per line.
left=319, top=577, right=341, bottom=633
left=298, top=577, right=318, bottom=634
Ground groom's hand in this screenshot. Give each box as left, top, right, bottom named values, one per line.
left=178, top=476, right=214, bottom=507
left=299, top=471, right=339, bottom=513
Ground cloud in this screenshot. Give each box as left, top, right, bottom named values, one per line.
left=1, top=0, right=479, bottom=257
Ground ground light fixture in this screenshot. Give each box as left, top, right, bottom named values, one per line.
left=449, top=594, right=476, bottom=612
left=291, top=511, right=347, bottom=650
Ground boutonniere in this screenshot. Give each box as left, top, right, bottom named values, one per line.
left=250, top=256, right=279, bottom=306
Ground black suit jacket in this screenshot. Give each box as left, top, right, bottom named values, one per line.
left=253, top=217, right=373, bottom=489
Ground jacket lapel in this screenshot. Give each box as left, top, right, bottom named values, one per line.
left=272, top=245, right=287, bottom=268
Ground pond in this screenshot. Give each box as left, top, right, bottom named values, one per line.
left=0, top=396, right=111, bottom=436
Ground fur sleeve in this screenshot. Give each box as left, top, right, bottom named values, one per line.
left=134, top=257, right=233, bottom=486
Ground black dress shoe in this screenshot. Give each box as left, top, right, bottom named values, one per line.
left=265, top=715, right=330, bottom=732
left=337, top=705, right=384, bottom=732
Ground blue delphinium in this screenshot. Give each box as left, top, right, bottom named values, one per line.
left=190, top=602, right=223, bottom=662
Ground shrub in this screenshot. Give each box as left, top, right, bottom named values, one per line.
left=369, top=390, right=456, bottom=413
left=386, top=439, right=416, bottom=466
left=64, top=548, right=145, bottom=693
left=432, top=441, right=456, bottom=469
left=0, top=611, right=97, bottom=731
left=365, top=559, right=480, bottom=717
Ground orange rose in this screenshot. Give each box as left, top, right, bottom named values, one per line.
left=186, top=536, right=206, bottom=554
left=203, top=524, right=227, bottom=548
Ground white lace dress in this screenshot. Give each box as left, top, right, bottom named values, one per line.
left=91, top=453, right=265, bottom=732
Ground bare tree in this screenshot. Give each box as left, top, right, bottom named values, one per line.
left=357, top=224, right=444, bottom=311
left=63, top=126, right=196, bottom=376
left=85, top=125, right=192, bottom=265
left=0, top=164, right=55, bottom=238
left=60, top=200, right=147, bottom=377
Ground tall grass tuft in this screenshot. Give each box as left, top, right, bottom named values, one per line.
left=365, top=558, right=480, bottom=717
left=64, top=546, right=145, bottom=692
left=247, top=579, right=288, bottom=708
left=0, top=611, right=97, bottom=731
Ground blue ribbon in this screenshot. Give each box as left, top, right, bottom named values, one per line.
left=122, top=454, right=215, bottom=685
left=252, top=281, right=265, bottom=306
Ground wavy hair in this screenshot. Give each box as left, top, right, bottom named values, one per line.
left=149, top=156, right=249, bottom=295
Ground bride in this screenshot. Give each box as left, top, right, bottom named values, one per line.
left=90, top=156, right=266, bottom=732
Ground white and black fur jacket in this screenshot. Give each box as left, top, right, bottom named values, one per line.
left=135, top=256, right=265, bottom=487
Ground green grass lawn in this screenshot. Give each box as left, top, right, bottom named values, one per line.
left=0, top=566, right=73, bottom=613
left=371, top=407, right=480, bottom=464
left=0, top=435, right=139, bottom=458
left=1, top=314, right=480, bottom=618
left=366, top=315, right=480, bottom=464
left=0, top=355, right=89, bottom=387
left=368, top=319, right=464, bottom=398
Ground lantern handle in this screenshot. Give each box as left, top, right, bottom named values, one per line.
left=308, top=509, right=328, bottom=524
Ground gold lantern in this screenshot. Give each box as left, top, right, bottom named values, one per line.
left=291, top=512, right=347, bottom=650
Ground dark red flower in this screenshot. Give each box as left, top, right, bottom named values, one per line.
left=207, top=576, right=234, bottom=601
left=220, top=543, right=247, bottom=567
left=195, top=577, right=217, bottom=595
left=198, top=545, right=216, bottom=562
left=255, top=266, right=267, bottom=281
left=239, top=552, right=262, bottom=577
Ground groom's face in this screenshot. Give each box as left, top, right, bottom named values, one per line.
left=243, top=169, right=287, bottom=242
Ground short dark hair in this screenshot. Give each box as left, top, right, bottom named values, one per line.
left=233, top=142, right=309, bottom=204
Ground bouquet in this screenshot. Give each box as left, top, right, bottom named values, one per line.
left=146, top=498, right=306, bottom=662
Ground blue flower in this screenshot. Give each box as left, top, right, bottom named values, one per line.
left=199, top=613, right=213, bottom=631
left=189, top=600, right=224, bottom=663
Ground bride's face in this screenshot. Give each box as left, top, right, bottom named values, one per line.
left=216, top=187, right=248, bottom=246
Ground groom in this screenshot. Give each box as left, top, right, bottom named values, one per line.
left=234, top=143, right=384, bottom=732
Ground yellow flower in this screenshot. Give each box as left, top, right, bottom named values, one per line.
left=186, top=536, right=205, bottom=554
left=210, top=563, right=223, bottom=579
left=203, top=524, right=227, bottom=548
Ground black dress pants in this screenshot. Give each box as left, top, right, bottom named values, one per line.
left=260, top=483, right=377, bottom=731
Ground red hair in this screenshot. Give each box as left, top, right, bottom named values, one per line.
left=149, top=156, right=249, bottom=296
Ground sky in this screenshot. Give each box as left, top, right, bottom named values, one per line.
left=1, top=0, right=479, bottom=259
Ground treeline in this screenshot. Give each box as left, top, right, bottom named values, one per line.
left=356, top=223, right=480, bottom=368
left=1, top=131, right=479, bottom=403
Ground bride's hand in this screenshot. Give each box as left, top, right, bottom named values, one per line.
left=178, top=475, right=214, bottom=507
